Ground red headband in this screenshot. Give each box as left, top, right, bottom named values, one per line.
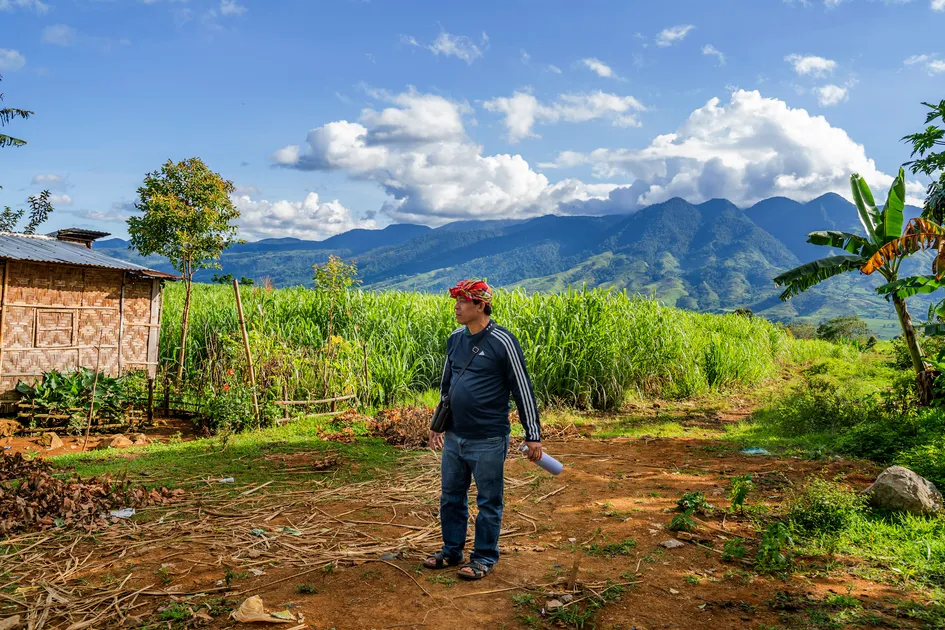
left=448, top=279, right=493, bottom=305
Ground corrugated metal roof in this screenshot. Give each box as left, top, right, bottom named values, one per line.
left=0, top=232, right=178, bottom=279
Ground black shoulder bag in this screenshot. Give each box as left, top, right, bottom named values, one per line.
left=430, top=326, right=492, bottom=433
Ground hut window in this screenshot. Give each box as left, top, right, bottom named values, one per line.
left=35, top=310, right=75, bottom=348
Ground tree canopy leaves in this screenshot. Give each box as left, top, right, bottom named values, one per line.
left=128, top=157, right=240, bottom=280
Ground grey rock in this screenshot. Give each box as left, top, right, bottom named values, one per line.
left=660, top=539, right=685, bottom=549
left=864, top=466, right=943, bottom=515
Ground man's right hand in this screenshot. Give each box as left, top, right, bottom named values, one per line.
left=429, top=430, right=444, bottom=450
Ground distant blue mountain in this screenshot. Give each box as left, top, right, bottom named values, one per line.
left=92, top=195, right=932, bottom=333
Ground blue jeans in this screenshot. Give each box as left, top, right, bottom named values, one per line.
left=440, top=431, right=509, bottom=566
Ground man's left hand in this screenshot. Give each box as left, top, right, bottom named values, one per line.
left=523, top=441, right=543, bottom=462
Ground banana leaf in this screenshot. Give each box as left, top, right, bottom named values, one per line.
left=773, top=254, right=866, bottom=301
left=876, top=275, right=945, bottom=300
left=807, top=231, right=874, bottom=256
left=850, top=173, right=880, bottom=243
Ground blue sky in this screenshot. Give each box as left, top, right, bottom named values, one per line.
left=1, top=0, right=943, bottom=241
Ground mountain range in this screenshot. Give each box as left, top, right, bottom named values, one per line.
left=94, top=193, right=932, bottom=336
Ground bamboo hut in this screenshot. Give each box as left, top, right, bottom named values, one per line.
left=0, top=229, right=177, bottom=399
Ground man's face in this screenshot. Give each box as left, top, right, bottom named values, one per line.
left=453, top=297, right=483, bottom=324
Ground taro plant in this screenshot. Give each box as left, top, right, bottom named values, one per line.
left=16, top=369, right=135, bottom=432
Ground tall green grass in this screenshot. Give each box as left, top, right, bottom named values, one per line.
left=160, top=283, right=802, bottom=410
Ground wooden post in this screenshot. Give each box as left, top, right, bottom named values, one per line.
left=147, top=377, right=155, bottom=425
left=116, top=273, right=126, bottom=376
left=232, top=279, right=260, bottom=425
left=0, top=262, right=9, bottom=390
left=81, top=331, right=105, bottom=453
left=282, top=383, right=289, bottom=421
left=162, top=371, right=170, bottom=417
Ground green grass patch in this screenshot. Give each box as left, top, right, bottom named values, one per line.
left=584, top=538, right=637, bottom=557
left=49, top=415, right=405, bottom=488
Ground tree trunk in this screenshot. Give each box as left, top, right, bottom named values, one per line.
left=176, top=278, right=193, bottom=383
left=892, top=293, right=933, bottom=404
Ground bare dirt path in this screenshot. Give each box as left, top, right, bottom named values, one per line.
left=5, top=429, right=920, bottom=630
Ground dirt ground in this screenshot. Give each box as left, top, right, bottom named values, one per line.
left=4, top=425, right=926, bottom=630
left=0, top=417, right=196, bottom=456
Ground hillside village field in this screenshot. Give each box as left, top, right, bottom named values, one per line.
left=1, top=284, right=945, bottom=629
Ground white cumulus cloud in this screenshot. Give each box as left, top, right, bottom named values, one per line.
left=656, top=25, right=695, bottom=47
left=427, top=31, right=487, bottom=64
left=904, top=53, right=945, bottom=75
left=271, top=88, right=614, bottom=225
left=785, top=54, right=838, bottom=77
left=48, top=194, right=73, bottom=206
left=814, top=84, right=849, bottom=106
left=581, top=58, right=617, bottom=78
left=483, top=90, right=646, bottom=142
left=0, top=49, right=25, bottom=71
left=42, top=24, right=77, bottom=46
left=541, top=90, right=924, bottom=212
left=32, top=174, right=63, bottom=186
left=0, top=0, right=48, bottom=13
left=934, top=0, right=945, bottom=11
left=233, top=192, right=376, bottom=240
left=219, top=0, right=246, bottom=16
left=702, top=44, right=725, bottom=66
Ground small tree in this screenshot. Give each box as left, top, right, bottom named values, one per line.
left=816, top=316, right=868, bottom=343
left=313, top=254, right=360, bottom=338
left=128, top=158, right=240, bottom=382
left=1, top=74, right=54, bottom=233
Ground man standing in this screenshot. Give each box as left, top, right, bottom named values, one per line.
left=425, top=279, right=542, bottom=580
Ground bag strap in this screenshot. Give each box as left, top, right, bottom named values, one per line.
left=443, top=321, right=494, bottom=402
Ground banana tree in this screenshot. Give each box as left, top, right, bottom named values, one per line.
left=774, top=168, right=926, bottom=377
left=864, top=218, right=945, bottom=332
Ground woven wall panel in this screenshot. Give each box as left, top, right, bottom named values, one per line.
left=124, top=279, right=152, bottom=323
left=0, top=264, right=164, bottom=395
left=35, top=310, right=75, bottom=348
left=4, top=348, right=78, bottom=375
left=5, top=262, right=88, bottom=306
left=77, top=308, right=120, bottom=347
left=81, top=268, right=122, bottom=307
left=2, top=306, right=34, bottom=348
left=121, top=324, right=150, bottom=364
left=79, top=348, right=119, bottom=376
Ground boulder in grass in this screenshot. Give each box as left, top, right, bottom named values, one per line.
left=863, top=466, right=943, bottom=515
left=131, top=433, right=149, bottom=447
left=108, top=435, right=134, bottom=449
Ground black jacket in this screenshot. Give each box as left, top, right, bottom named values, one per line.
left=439, top=320, right=541, bottom=442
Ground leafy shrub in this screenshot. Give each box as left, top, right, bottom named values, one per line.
left=890, top=333, right=945, bottom=371
left=895, top=437, right=945, bottom=490
left=668, top=510, right=696, bottom=532
left=676, top=491, right=712, bottom=513
left=16, top=369, right=136, bottom=432
left=201, top=386, right=257, bottom=433
left=787, top=478, right=866, bottom=537
left=785, top=322, right=817, bottom=340
left=816, top=316, right=868, bottom=344
left=722, top=538, right=748, bottom=561
left=755, top=522, right=794, bottom=573
left=729, top=474, right=754, bottom=512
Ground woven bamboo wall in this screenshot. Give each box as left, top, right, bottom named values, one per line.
left=0, top=260, right=163, bottom=397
